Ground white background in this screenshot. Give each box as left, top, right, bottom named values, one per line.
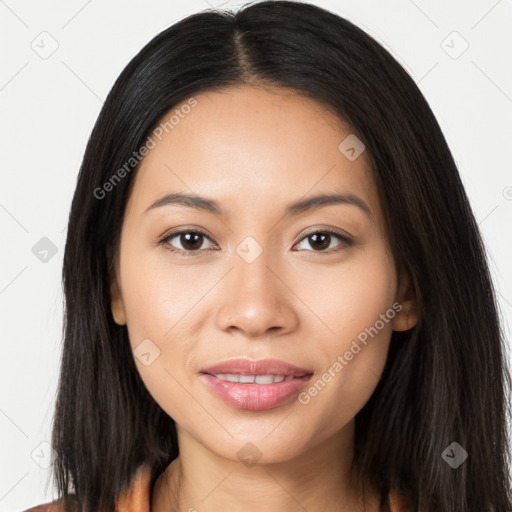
left=1, top=0, right=511, bottom=510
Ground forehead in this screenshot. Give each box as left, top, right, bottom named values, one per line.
left=125, top=85, right=379, bottom=221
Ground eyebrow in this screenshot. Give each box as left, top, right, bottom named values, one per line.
left=144, top=192, right=372, bottom=219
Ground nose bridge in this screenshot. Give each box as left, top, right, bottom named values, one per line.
left=234, top=241, right=274, bottom=297
left=231, top=226, right=280, bottom=290
left=214, top=235, right=298, bottom=337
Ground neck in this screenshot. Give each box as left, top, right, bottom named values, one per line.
left=151, top=420, right=381, bottom=512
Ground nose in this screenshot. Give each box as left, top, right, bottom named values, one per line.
left=214, top=248, right=299, bottom=339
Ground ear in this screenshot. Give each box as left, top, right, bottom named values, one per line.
left=392, top=271, right=420, bottom=331
left=110, top=273, right=127, bottom=326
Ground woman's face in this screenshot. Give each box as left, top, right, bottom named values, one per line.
left=111, top=85, right=416, bottom=463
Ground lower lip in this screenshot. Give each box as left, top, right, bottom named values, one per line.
left=201, top=373, right=313, bottom=410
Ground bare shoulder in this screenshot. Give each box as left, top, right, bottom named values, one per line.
left=22, top=497, right=73, bottom=512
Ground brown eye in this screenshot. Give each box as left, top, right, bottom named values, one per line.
left=177, top=232, right=204, bottom=251
left=160, top=230, right=216, bottom=255
left=294, top=230, right=352, bottom=253
left=307, top=233, right=331, bottom=251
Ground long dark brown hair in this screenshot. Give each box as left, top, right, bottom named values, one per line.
left=51, top=2, right=512, bottom=511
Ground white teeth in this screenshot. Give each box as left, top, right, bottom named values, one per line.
left=212, top=374, right=292, bottom=384
left=255, top=375, right=275, bottom=384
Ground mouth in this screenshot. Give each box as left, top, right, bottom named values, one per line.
left=205, top=373, right=308, bottom=384
left=200, top=358, right=314, bottom=410
left=201, top=357, right=313, bottom=378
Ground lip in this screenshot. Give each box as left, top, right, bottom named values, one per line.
left=201, top=358, right=312, bottom=377
left=200, top=358, right=313, bottom=411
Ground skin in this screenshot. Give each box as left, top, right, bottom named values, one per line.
left=110, top=84, right=419, bottom=512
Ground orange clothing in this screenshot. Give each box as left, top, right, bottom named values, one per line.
left=22, top=464, right=412, bottom=511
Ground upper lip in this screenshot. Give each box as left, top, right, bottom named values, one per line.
left=201, top=358, right=313, bottom=377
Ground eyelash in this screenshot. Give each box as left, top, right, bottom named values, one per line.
left=157, top=228, right=353, bottom=257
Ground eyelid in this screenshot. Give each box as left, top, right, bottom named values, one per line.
left=157, top=226, right=218, bottom=256
left=292, top=227, right=353, bottom=253
left=294, top=225, right=353, bottom=244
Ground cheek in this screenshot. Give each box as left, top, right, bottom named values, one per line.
left=330, top=249, right=396, bottom=370
left=119, top=266, right=198, bottom=427
left=295, top=248, right=396, bottom=430
left=298, top=243, right=397, bottom=345
left=120, top=239, right=210, bottom=346
left=117, top=240, right=215, bottom=423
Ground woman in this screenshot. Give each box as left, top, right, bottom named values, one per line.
left=24, top=1, right=512, bottom=511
